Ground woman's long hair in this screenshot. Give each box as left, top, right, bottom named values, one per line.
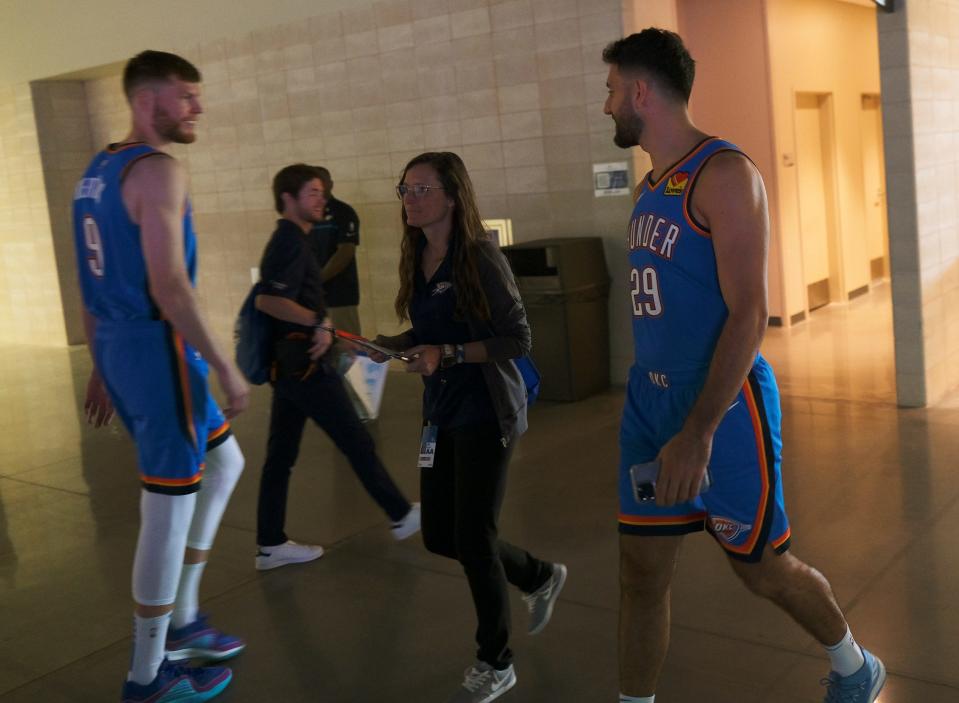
left=395, top=151, right=491, bottom=323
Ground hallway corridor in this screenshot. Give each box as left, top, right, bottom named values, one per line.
left=0, top=284, right=956, bottom=702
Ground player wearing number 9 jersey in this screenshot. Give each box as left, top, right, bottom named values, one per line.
left=73, top=122, right=228, bottom=495
left=72, top=51, right=250, bottom=703
left=606, top=29, right=884, bottom=703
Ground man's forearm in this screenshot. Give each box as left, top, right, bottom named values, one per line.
left=82, top=309, right=101, bottom=373
left=153, top=280, right=231, bottom=371
left=684, top=311, right=767, bottom=439
left=320, top=244, right=355, bottom=281
left=255, top=294, right=320, bottom=326
left=82, top=309, right=97, bottom=353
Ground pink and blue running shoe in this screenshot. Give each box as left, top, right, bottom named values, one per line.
left=121, top=658, right=231, bottom=702
left=166, top=614, right=246, bottom=662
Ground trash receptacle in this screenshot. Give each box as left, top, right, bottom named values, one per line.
left=503, top=237, right=610, bottom=402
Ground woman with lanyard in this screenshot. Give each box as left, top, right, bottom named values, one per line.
left=370, top=151, right=567, bottom=703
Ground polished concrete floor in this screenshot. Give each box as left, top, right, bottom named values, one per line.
left=1, top=283, right=957, bottom=702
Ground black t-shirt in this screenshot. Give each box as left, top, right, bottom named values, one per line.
left=308, top=196, right=360, bottom=307
left=259, top=218, right=327, bottom=341
left=409, top=241, right=497, bottom=429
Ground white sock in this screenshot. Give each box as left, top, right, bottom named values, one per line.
left=128, top=611, right=171, bottom=684
left=620, top=695, right=655, bottom=702
left=171, top=562, right=206, bottom=629
left=824, top=625, right=865, bottom=676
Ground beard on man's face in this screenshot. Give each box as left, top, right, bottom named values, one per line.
left=298, top=202, right=326, bottom=225
left=612, top=110, right=643, bottom=149
left=153, top=105, right=196, bottom=144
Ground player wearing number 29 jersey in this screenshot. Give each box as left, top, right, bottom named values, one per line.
left=618, top=136, right=790, bottom=562
left=607, top=30, right=884, bottom=703
left=628, top=137, right=740, bottom=375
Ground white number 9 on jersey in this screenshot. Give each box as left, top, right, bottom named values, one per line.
left=83, top=215, right=105, bottom=278
left=630, top=266, right=662, bottom=317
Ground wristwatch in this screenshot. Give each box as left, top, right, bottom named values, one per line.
left=440, top=344, right=456, bottom=369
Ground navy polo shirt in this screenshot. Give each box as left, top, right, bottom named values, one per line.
left=259, top=218, right=327, bottom=342
left=409, top=242, right=497, bottom=429
left=308, top=196, right=360, bottom=307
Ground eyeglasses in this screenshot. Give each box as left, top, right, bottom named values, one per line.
left=396, top=184, right=445, bottom=199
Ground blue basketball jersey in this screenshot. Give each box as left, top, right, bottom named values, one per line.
left=619, top=138, right=790, bottom=558
left=73, top=142, right=197, bottom=322
left=627, top=137, right=744, bottom=376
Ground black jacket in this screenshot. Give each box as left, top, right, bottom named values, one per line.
left=376, top=239, right=530, bottom=443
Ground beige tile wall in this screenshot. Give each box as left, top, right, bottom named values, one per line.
left=67, top=0, right=633, bottom=372
left=32, top=81, right=99, bottom=345
left=879, top=0, right=959, bottom=406
left=3, top=0, right=689, bottom=388
left=0, top=83, right=67, bottom=345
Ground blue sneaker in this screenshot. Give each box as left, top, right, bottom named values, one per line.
left=822, top=648, right=886, bottom=702
left=121, top=658, right=231, bottom=702
left=167, top=614, right=246, bottom=662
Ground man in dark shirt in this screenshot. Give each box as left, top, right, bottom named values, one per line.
left=308, top=166, right=362, bottom=335
left=254, top=163, right=420, bottom=571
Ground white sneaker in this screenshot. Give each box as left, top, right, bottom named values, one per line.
left=391, top=502, right=421, bottom=541
left=522, top=563, right=567, bottom=635
left=255, top=540, right=324, bottom=571
left=447, top=661, right=516, bottom=703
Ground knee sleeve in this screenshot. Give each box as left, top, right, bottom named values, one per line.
left=187, top=436, right=244, bottom=550
left=133, top=490, right=197, bottom=606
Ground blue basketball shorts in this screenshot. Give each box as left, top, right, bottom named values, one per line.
left=95, top=320, right=232, bottom=495
left=618, top=357, right=791, bottom=562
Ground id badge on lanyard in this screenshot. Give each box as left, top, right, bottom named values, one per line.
left=418, top=424, right=438, bottom=468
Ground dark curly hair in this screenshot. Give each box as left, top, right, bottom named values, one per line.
left=602, top=29, right=695, bottom=103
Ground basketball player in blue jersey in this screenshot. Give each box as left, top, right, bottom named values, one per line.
left=603, top=30, right=884, bottom=703
left=74, top=51, right=248, bottom=702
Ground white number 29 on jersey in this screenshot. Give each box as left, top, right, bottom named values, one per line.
left=83, top=215, right=105, bottom=278
left=630, top=266, right=662, bottom=317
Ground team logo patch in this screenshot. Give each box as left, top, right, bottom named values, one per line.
left=708, top=516, right=753, bottom=543
left=664, top=171, right=689, bottom=196
left=432, top=281, right=452, bottom=296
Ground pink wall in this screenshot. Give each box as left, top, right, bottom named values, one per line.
left=676, top=0, right=784, bottom=320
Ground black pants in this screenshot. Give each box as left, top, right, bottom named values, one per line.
left=421, top=421, right=551, bottom=670
left=256, top=362, right=411, bottom=546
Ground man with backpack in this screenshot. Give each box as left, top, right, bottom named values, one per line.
left=252, top=163, right=420, bottom=571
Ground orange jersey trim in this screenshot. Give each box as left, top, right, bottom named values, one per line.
left=647, top=137, right=720, bottom=192
left=119, top=151, right=170, bottom=184
left=106, top=141, right=147, bottom=153
left=681, top=150, right=723, bottom=239
left=618, top=511, right=707, bottom=526
left=720, top=381, right=771, bottom=556
left=771, top=527, right=792, bottom=550
left=171, top=330, right=199, bottom=451
left=141, top=471, right=203, bottom=487
left=207, top=421, right=231, bottom=443
left=681, top=148, right=754, bottom=240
